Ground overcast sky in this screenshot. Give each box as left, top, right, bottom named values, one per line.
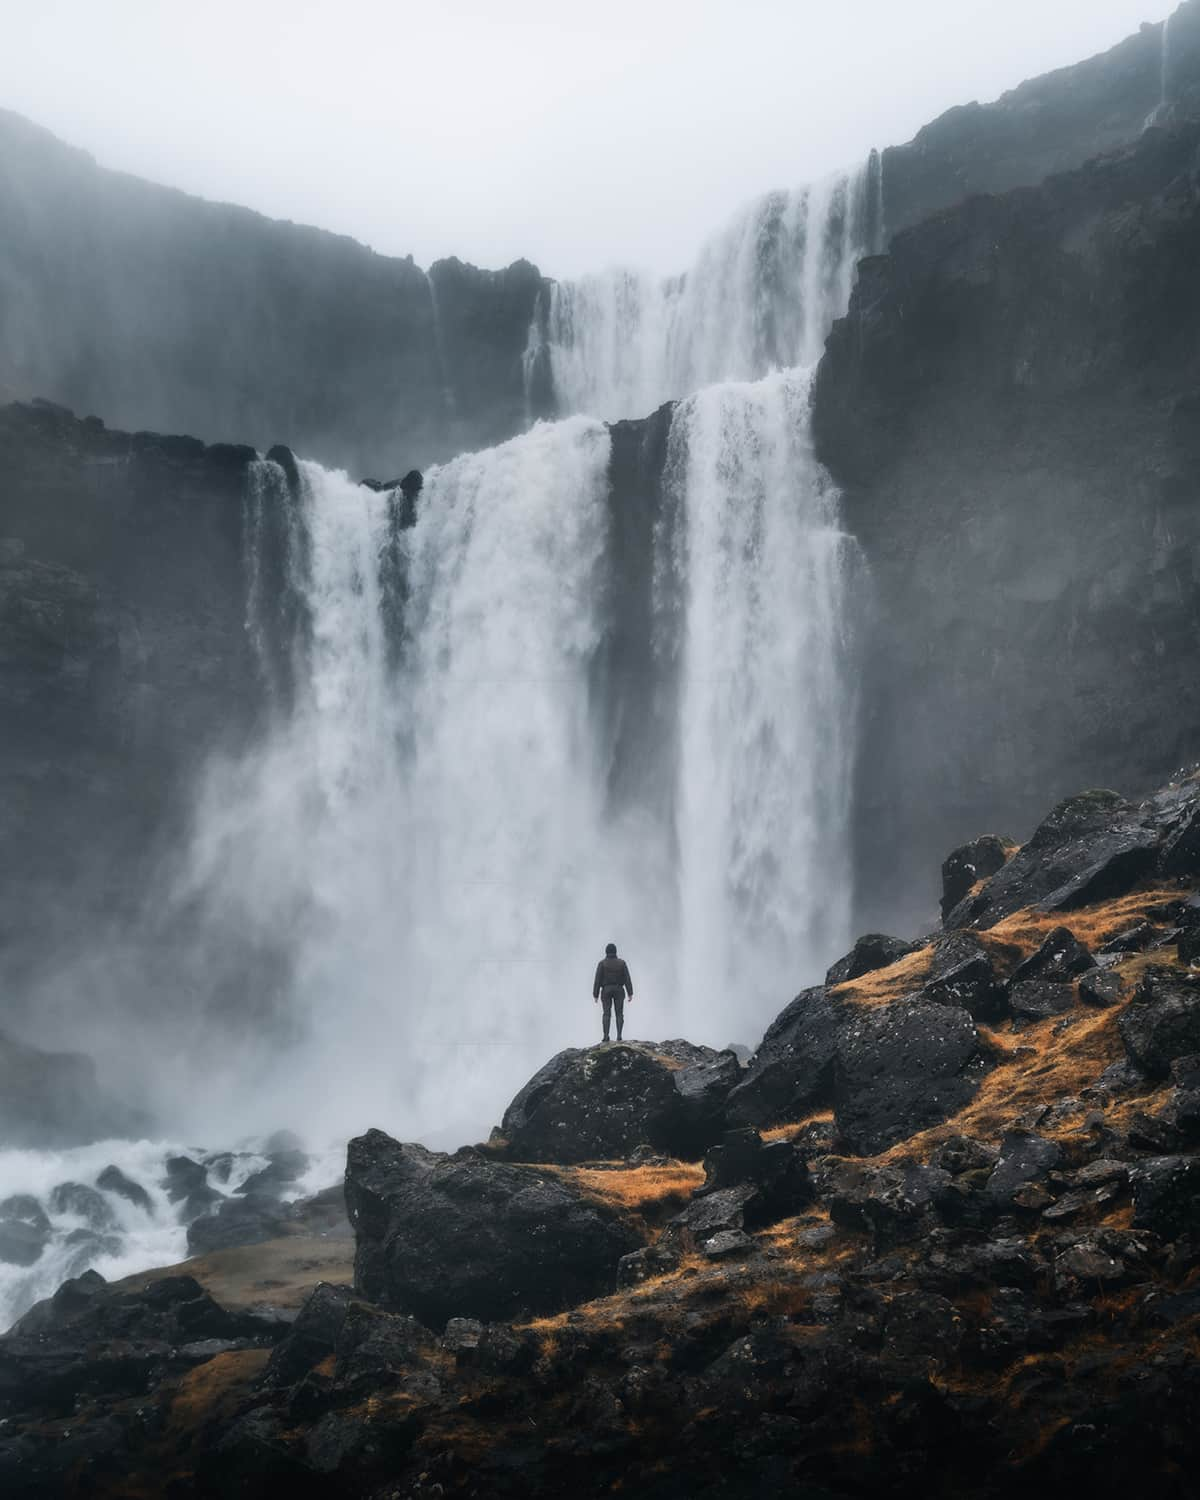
left=0, top=0, right=1174, bottom=277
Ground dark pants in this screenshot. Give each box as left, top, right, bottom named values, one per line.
left=601, top=986, right=625, bottom=1041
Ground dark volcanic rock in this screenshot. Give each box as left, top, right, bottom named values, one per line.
left=694, top=1129, right=813, bottom=1229
left=345, top=1130, right=643, bottom=1324
left=1130, top=1155, right=1200, bottom=1239
left=832, top=998, right=984, bottom=1155
left=1079, top=967, right=1126, bottom=1008
left=95, top=1166, right=153, bottom=1214
left=987, top=1130, right=1063, bottom=1205
left=500, top=1041, right=737, bottom=1163
left=947, top=792, right=1160, bottom=930
left=941, top=835, right=1014, bottom=919
left=1009, top=926, right=1096, bottom=985
left=725, top=987, right=838, bottom=1128
left=825, top=933, right=918, bottom=988
left=1119, top=967, right=1200, bottom=1078
left=924, top=930, right=1006, bottom=1020
left=1009, top=980, right=1077, bottom=1024
left=0, top=1194, right=51, bottom=1266
left=826, top=1160, right=953, bottom=1250
left=187, top=1192, right=297, bottom=1256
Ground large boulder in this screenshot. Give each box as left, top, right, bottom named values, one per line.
left=941, top=835, right=1014, bottom=919
left=825, top=934, right=917, bottom=988
left=345, top=1130, right=644, bottom=1325
left=725, top=987, right=839, bottom=1128
left=1119, top=967, right=1200, bottom=1078
left=1130, top=1156, right=1200, bottom=1239
left=1008, top=926, right=1096, bottom=986
left=499, top=1041, right=738, bottom=1163
left=944, top=791, right=1160, bottom=929
left=832, top=998, right=984, bottom=1155
left=924, top=931, right=1005, bottom=1021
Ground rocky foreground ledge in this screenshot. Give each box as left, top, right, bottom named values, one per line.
left=4, top=773, right=1200, bottom=1497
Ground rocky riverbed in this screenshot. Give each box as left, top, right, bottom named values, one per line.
left=3, top=768, right=1200, bottom=1496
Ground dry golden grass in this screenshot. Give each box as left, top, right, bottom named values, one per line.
left=762, top=1111, right=834, bottom=1144
left=829, top=946, right=934, bottom=1008
left=535, top=1160, right=705, bottom=1229
left=167, top=1349, right=270, bottom=1438
left=980, top=888, right=1182, bottom=971
left=876, top=1006, right=1125, bottom=1159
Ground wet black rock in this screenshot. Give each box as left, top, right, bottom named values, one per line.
left=924, top=931, right=1006, bottom=1020
left=1130, top=1155, right=1200, bottom=1239
left=826, top=1160, right=953, bottom=1251
left=1, top=1272, right=261, bottom=1420
left=345, top=1130, right=643, bottom=1325
left=47, top=1182, right=118, bottom=1231
left=187, top=1192, right=295, bottom=1256
left=946, top=792, right=1161, bottom=929
left=1119, top=967, right=1200, bottom=1078
left=500, top=1040, right=737, bottom=1163
left=1180, top=926, right=1200, bottom=966
left=162, top=1156, right=220, bottom=1219
left=1079, top=968, right=1126, bottom=1008
left=1101, top=920, right=1158, bottom=955
left=725, top=987, right=839, bottom=1128
left=0, top=1199, right=49, bottom=1266
left=96, top=1165, right=153, bottom=1214
left=941, top=835, right=1014, bottom=919
left=694, top=1129, right=813, bottom=1229
left=825, top=933, right=918, bottom=988
left=987, top=1130, right=1063, bottom=1205
left=1009, top=980, right=1077, bottom=1024
left=1009, top=926, right=1096, bottom=985
left=832, top=998, right=984, bottom=1155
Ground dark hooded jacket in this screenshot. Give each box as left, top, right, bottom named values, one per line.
left=593, top=955, right=633, bottom=998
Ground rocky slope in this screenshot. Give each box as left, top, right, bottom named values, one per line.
left=815, top=115, right=1200, bottom=933
left=3, top=767, right=1200, bottom=1496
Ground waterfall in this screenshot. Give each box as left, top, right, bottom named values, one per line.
left=154, top=161, right=872, bottom=1145
left=666, top=371, right=858, bottom=1039
left=544, top=166, right=873, bottom=421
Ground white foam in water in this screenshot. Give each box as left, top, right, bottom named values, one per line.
left=0, top=1140, right=191, bottom=1331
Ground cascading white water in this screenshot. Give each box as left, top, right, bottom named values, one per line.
left=4, top=162, right=876, bottom=1340
left=173, top=420, right=686, bottom=1146
left=173, top=161, right=872, bottom=1139
left=666, top=371, right=858, bottom=1038
left=545, top=168, right=872, bottom=421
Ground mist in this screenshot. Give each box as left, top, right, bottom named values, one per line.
left=0, top=0, right=1173, bottom=276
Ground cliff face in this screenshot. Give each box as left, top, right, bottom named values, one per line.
left=0, top=111, right=549, bottom=476
left=880, top=1, right=1200, bottom=235
left=4, top=6, right=1199, bottom=483
left=814, top=120, right=1200, bottom=932
left=0, top=400, right=259, bottom=976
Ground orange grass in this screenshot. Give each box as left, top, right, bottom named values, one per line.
left=876, top=1006, right=1126, bottom=1158
left=829, top=945, right=934, bottom=1008
left=536, top=1160, right=705, bottom=1226
left=762, top=1111, right=834, bottom=1144
left=980, top=888, right=1182, bottom=970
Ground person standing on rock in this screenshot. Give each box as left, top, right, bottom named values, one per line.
left=592, top=943, right=633, bottom=1043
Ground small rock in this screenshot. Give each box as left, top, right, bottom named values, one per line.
left=701, top=1228, right=754, bottom=1260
